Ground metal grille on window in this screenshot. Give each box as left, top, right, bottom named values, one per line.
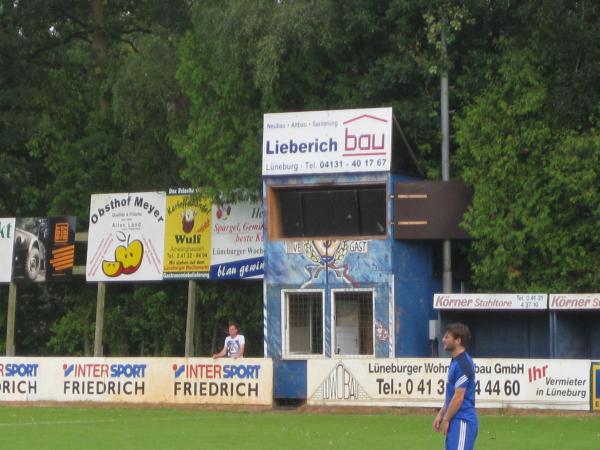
left=334, top=291, right=373, bottom=355
left=287, top=292, right=323, bottom=354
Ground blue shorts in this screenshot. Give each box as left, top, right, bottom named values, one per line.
left=445, top=418, right=478, bottom=450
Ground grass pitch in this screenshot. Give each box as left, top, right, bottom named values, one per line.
left=0, top=406, right=598, bottom=450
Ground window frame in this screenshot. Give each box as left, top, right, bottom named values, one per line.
left=267, top=183, right=388, bottom=241
left=281, top=289, right=326, bottom=359
left=331, top=288, right=376, bottom=358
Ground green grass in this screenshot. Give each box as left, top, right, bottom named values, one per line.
left=0, top=406, right=598, bottom=450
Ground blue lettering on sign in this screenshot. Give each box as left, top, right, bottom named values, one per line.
left=265, top=138, right=338, bottom=154
left=110, top=364, right=146, bottom=378
left=1, top=363, right=39, bottom=377
left=210, top=257, right=264, bottom=280
left=223, top=365, right=261, bottom=379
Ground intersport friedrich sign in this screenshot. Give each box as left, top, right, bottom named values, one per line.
left=262, top=107, right=392, bottom=176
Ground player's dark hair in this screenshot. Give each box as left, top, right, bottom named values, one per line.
left=228, top=322, right=238, bottom=329
left=445, top=323, right=471, bottom=347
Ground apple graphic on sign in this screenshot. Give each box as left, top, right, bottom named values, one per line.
left=115, top=234, right=144, bottom=274
left=101, top=232, right=144, bottom=277
left=102, top=260, right=123, bottom=277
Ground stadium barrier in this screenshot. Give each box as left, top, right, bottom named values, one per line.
left=0, top=357, right=272, bottom=406
left=307, top=358, right=591, bottom=411
left=592, top=362, right=600, bottom=412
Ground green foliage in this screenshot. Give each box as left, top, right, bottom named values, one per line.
left=194, top=282, right=263, bottom=357
left=104, top=285, right=187, bottom=356
left=2, top=0, right=600, bottom=356
left=456, top=44, right=600, bottom=291
left=173, top=0, right=449, bottom=197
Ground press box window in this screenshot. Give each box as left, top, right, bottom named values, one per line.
left=285, top=291, right=324, bottom=356
left=269, top=185, right=386, bottom=239
left=333, top=291, right=374, bottom=356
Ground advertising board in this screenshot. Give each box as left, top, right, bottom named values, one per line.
left=86, top=192, right=166, bottom=282
left=592, top=362, right=600, bottom=411
left=433, top=293, right=547, bottom=310
left=11, top=216, right=76, bottom=283
left=210, top=201, right=264, bottom=280
left=0, top=218, right=15, bottom=283
left=0, top=357, right=272, bottom=406
left=262, top=108, right=392, bottom=176
left=549, top=294, right=600, bottom=310
left=163, top=189, right=212, bottom=279
left=307, top=358, right=590, bottom=410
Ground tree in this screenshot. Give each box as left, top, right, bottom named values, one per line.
left=456, top=41, right=600, bottom=291
left=174, top=0, right=455, bottom=198
left=1, top=0, right=192, bottom=356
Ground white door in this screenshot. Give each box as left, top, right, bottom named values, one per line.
left=335, top=301, right=359, bottom=355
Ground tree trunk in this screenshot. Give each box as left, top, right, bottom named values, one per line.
left=210, top=324, right=218, bottom=355
left=194, top=310, right=203, bottom=356
left=91, top=0, right=109, bottom=113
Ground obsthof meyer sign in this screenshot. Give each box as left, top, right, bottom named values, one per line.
left=262, top=107, right=392, bottom=176
left=86, top=192, right=166, bottom=282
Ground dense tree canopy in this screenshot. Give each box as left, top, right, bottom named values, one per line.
left=0, top=0, right=599, bottom=355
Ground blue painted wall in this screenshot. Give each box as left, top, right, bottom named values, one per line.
left=263, top=172, right=441, bottom=363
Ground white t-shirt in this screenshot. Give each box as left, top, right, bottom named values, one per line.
left=225, top=335, right=245, bottom=357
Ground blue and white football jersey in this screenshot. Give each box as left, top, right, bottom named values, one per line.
left=445, top=352, right=477, bottom=423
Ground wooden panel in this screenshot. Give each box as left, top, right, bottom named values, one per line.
left=393, top=181, right=473, bottom=239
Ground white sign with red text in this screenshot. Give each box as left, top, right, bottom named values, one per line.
left=307, top=358, right=590, bottom=410
left=262, top=108, right=392, bottom=175
left=0, top=357, right=272, bottom=405
left=210, top=201, right=264, bottom=280
left=0, top=218, right=16, bottom=282
left=433, top=293, right=547, bottom=310
left=549, top=293, right=600, bottom=310
left=86, top=192, right=166, bottom=282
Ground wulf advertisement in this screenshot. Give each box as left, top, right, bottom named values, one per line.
left=163, top=188, right=212, bottom=279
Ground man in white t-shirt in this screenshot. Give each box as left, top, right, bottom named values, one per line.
left=213, top=323, right=245, bottom=359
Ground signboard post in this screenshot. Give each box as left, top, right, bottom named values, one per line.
left=94, top=282, right=106, bottom=357
left=185, top=280, right=197, bottom=357
left=5, top=283, right=16, bottom=356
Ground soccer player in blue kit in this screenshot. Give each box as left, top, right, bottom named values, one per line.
left=433, top=323, right=478, bottom=450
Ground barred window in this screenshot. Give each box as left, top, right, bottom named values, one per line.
left=285, top=291, right=323, bottom=355
left=333, top=291, right=373, bottom=356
